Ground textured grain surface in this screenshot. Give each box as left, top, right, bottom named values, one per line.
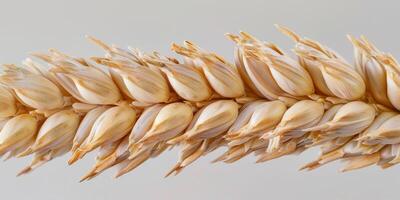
left=0, top=23, right=399, bottom=179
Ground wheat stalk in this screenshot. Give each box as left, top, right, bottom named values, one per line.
left=0, top=25, right=399, bottom=181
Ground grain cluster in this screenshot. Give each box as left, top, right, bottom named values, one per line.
left=0, top=25, right=399, bottom=181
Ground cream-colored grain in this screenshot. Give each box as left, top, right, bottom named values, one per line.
left=0, top=25, right=399, bottom=179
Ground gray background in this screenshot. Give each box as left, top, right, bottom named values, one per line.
left=0, top=0, right=399, bottom=199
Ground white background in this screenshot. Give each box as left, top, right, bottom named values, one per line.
left=0, top=0, right=398, bottom=199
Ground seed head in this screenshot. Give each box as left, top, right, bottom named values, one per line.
left=49, top=57, right=121, bottom=105
left=99, top=59, right=171, bottom=104
left=171, top=42, right=245, bottom=98
left=360, top=115, right=400, bottom=145
left=161, top=63, right=212, bottom=102
left=71, top=106, right=110, bottom=152
left=0, top=114, right=38, bottom=156
left=266, top=100, right=324, bottom=152
left=349, top=35, right=392, bottom=108
left=172, top=100, right=239, bottom=142
left=79, top=104, right=137, bottom=154
left=136, top=102, right=193, bottom=146
left=25, top=110, right=80, bottom=155
left=304, top=101, right=376, bottom=138
left=0, top=66, right=65, bottom=110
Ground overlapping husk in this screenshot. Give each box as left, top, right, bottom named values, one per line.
left=1, top=25, right=400, bottom=180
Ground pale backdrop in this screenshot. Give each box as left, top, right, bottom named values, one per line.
left=0, top=0, right=398, bottom=199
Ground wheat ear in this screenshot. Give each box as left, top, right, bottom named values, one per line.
left=0, top=25, right=399, bottom=181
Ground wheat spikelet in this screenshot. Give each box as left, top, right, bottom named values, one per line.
left=0, top=25, right=399, bottom=181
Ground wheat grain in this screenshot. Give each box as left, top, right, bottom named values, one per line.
left=0, top=25, right=399, bottom=180
left=0, top=114, right=37, bottom=157
left=69, top=103, right=137, bottom=164
left=0, top=65, right=66, bottom=111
